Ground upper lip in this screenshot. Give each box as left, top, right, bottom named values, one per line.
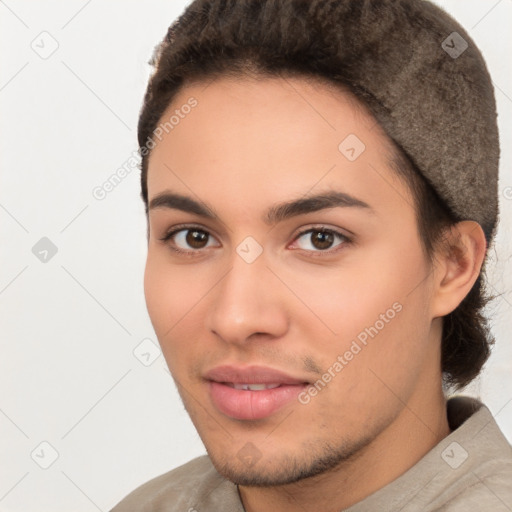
left=204, top=365, right=309, bottom=385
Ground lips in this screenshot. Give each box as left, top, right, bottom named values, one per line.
left=205, top=365, right=309, bottom=420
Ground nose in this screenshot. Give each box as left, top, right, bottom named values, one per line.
left=205, top=249, right=289, bottom=346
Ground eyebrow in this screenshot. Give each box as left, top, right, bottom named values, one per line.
left=148, top=190, right=374, bottom=225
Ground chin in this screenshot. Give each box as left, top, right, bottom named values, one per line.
left=205, top=437, right=370, bottom=487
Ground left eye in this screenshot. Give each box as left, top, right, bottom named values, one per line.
left=292, top=228, right=349, bottom=252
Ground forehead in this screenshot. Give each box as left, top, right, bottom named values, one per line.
left=161, top=74, right=377, bottom=145
left=146, top=75, right=411, bottom=218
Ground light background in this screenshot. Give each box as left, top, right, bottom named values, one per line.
left=0, top=1, right=511, bottom=510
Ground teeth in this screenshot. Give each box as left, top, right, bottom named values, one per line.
left=230, top=383, right=281, bottom=391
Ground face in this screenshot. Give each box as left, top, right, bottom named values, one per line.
left=144, top=75, right=440, bottom=486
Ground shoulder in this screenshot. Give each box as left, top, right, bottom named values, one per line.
left=432, top=458, right=512, bottom=511
left=109, top=455, right=233, bottom=512
left=431, top=398, right=512, bottom=511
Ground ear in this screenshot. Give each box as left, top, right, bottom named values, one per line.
left=430, top=221, right=487, bottom=319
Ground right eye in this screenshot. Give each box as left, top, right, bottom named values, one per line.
left=160, top=225, right=220, bottom=255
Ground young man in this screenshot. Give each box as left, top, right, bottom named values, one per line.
left=111, top=0, right=512, bottom=510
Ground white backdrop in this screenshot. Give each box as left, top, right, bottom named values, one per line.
left=1, top=1, right=511, bottom=510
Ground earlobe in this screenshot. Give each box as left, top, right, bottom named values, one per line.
left=431, top=221, right=487, bottom=319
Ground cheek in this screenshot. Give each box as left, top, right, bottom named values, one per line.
left=299, top=294, right=433, bottom=439
left=283, top=251, right=423, bottom=347
left=323, top=276, right=434, bottom=415
left=143, top=252, right=206, bottom=358
left=291, top=238, right=432, bottom=381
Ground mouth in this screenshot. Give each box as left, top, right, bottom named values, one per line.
left=225, top=383, right=282, bottom=390
left=205, top=365, right=310, bottom=420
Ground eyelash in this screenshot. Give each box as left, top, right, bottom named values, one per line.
left=158, top=223, right=352, bottom=258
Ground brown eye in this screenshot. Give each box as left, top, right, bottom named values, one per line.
left=185, top=229, right=209, bottom=249
left=160, top=226, right=219, bottom=253
left=310, top=230, right=334, bottom=250
left=292, top=228, right=349, bottom=253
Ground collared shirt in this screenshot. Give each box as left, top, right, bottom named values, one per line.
left=110, top=396, right=512, bottom=511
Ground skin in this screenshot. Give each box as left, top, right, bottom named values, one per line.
left=143, top=75, right=486, bottom=512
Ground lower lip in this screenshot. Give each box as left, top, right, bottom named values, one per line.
left=209, top=382, right=307, bottom=420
